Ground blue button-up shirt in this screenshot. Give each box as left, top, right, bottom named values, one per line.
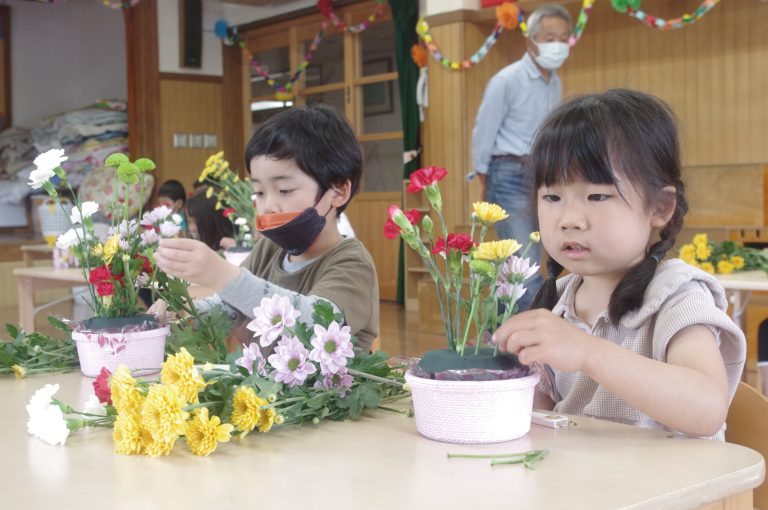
left=471, top=52, right=562, bottom=175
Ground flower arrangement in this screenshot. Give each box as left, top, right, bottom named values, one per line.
left=198, top=151, right=256, bottom=249
left=678, top=233, right=768, bottom=274
left=385, top=166, right=540, bottom=373
left=31, top=149, right=183, bottom=320
left=25, top=299, right=406, bottom=456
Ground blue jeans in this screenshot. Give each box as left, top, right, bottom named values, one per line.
left=485, top=158, right=543, bottom=312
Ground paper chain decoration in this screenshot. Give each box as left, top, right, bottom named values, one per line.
left=317, top=0, right=387, bottom=33
left=417, top=0, right=727, bottom=71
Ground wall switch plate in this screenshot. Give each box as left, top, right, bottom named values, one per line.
left=189, top=134, right=204, bottom=148
left=204, top=133, right=218, bottom=149
left=173, top=133, right=188, bottom=148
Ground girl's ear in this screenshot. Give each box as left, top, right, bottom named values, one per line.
left=651, top=185, right=677, bottom=227
left=329, top=180, right=352, bottom=210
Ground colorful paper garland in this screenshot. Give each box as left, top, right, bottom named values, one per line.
left=626, top=0, right=721, bottom=30
left=317, top=0, right=387, bottom=33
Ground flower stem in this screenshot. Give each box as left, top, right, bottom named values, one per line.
left=347, top=368, right=405, bottom=388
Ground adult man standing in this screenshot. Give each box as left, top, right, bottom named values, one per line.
left=471, top=3, right=572, bottom=310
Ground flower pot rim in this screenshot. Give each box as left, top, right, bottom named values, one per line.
left=72, top=325, right=170, bottom=341
left=405, top=369, right=540, bottom=388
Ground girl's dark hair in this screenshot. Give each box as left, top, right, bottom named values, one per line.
left=244, top=103, right=362, bottom=214
left=157, top=179, right=187, bottom=204
left=186, top=187, right=235, bottom=250
left=530, top=88, right=688, bottom=324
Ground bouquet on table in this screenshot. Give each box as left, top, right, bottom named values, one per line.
left=25, top=298, right=406, bottom=456
left=679, top=233, right=768, bottom=274
left=198, top=151, right=257, bottom=265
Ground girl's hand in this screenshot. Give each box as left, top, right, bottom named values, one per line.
left=492, top=309, right=599, bottom=372
left=155, top=238, right=240, bottom=291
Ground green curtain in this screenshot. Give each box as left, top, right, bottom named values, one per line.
left=389, top=0, right=420, bottom=304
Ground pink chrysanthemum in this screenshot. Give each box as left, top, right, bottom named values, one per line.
left=235, top=343, right=267, bottom=376
left=247, top=295, right=301, bottom=347
left=309, top=322, right=354, bottom=375
left=267, top=336, right=317, bottom=387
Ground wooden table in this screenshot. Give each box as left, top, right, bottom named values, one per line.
left=20, top=243, right=53, bottom=267
left=13, top=266, right=86, bottom=332
left=716, top=270, right=768, bottom=332
left=2, top=372, right=764, bottom=510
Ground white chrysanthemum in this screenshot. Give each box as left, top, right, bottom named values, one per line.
left=171, top=213, right=183, bottom=225
left=235, top=217, right=247, bottom=225
left=141, top=229, right=160, bottom=246
left=69, top=202, right=99, bottom=224
left=141, top=205, right=173, bottom=226
left=159, top=221, right=181, bottom=238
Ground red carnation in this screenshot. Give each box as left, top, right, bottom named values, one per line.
left=384, top=207, right=421, bottom=239
left=88, top=265, right=113, bottom=284
left=96, top=282, right=115, bottom=297
left=92, top=367, right=112, bottom=404
left=447, top=233, right=475, bottom=254
left=135, top=254, right=153, bottom=275
left=222, top=207, right=236, bottom=218
left=406, top=166, right=447, bottom=193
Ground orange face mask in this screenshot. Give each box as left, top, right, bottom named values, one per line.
left=255, top=211, right=301, bottom=231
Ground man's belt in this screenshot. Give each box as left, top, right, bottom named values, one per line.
left=491, top=154, right=530, bottom=165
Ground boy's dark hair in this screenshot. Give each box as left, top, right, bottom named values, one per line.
left=530, top=88, right=688, bottom=325
left=244, top=103, right=362, bottom=214
left=186, top=187, right=235, bottom=250
left=157, top=179, right=187, bottom=204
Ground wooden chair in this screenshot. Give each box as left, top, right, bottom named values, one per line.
left=726, top=382, right=768, bottom=509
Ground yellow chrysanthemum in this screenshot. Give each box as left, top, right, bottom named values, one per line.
left=473, top=239, right=522, bottom=262
left=717, top=260, right=735, bottom=275
left=258, top=405, right=277, bottom=434
left=231, top=386, right=265, bottom=436
left=205, top=151, right=224, bottom=168
left=12, top=364, right=26, bottom=379
left=198, top=166, right=212, bottom=183
left=730, top=256, right=745, bottom=270
left=110, top=365, right=145, bottom=414
left=529, top=231, right=541, bottom=243
left=699, top=262, right=715, bottom=274
left=141, top=428, right=176, bottom=458
left=141, top=384, right=189, bottom=444
left=205, top=186, right=214, bottom=199
left=472, top=202, right=508, bottom=225
left=91, top=243, right=104, bottom=258
left=692, top=233, right=708, bottom=247
left=215, top=201, right=223, bottom=211
left=103, top=234, right=121, bottom=265
left=160, top=347, right=206, bottom=404
left=113, top=411, right=144, bottom=455
left=186, top=408, right=234, bottom=456
left=695, top=243, right=711, bottom=261
left=678, top=244, right=697, bottom=265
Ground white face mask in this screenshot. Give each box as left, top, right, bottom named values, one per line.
left=532, top=41, right=569, bottom=70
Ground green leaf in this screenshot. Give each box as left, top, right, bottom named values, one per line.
left=312, top=299, right=344, bottom=327
left=5, top=323, right=19, bottom=340
left=104, top=152, right=130, bottom=168
left=47, top=316, right=71, bottom=333
left=134, top=158, right=156, bottom=172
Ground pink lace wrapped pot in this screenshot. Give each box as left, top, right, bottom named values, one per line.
left=73, top=325, right=169, bottom=377
left=405, top=370, right=540, bottom=443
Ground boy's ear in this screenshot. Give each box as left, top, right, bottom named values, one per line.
left=329, top=180, right=352, bottom=210
left=651, top=185, right=677, bottom=227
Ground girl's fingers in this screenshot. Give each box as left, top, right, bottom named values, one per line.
left=517, top=345, right=544, bottom=366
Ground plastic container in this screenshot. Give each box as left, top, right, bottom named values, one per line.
left=73, top=325, right=169, bottom=377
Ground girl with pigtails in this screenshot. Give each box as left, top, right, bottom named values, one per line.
left=493, top=89, right=746, bottom=440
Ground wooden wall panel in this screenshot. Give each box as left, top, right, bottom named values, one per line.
left=158, top=77, right=224, bottom=192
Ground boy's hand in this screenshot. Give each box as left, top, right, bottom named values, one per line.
left=155, top=238, right=240, bottom=292
left=492, top=309, right=599, bottom=372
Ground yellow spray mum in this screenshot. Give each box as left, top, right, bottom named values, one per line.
left=678, top=244, right=696, bottom=264
left=140, top=384, right=189, bottom=444
left=699, top=262, right=715, bottom=274
left=258, top=404, right=278, bottom=434
left=472, top=202, right=508, bottom=225
left=160, top=347, right=206, bottom=404
left=186, top=408, right=235, bottom=456
left=141, top=428, right=176, bottom=458
left=205, top=186, right=214, bottom=199
left=717, top=260, right=735, bottom=275
left=103, top=234, right=121, bottom=265
left=693, top=233, right=708, bottom=247
left=730, top=256, right=745, bottom=270
left=473, top=239, right=522, bottom=262
left=113, top=411, right=144, bottom=455
left=110, top=365, right=145, bottom=414
left=695, top=243, right=711, bottom=260
left=12, top=364, right=26, bottom=379
left=91, top=243, right=104, bottom=258
left=231, top=386, right=266, bottom=437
